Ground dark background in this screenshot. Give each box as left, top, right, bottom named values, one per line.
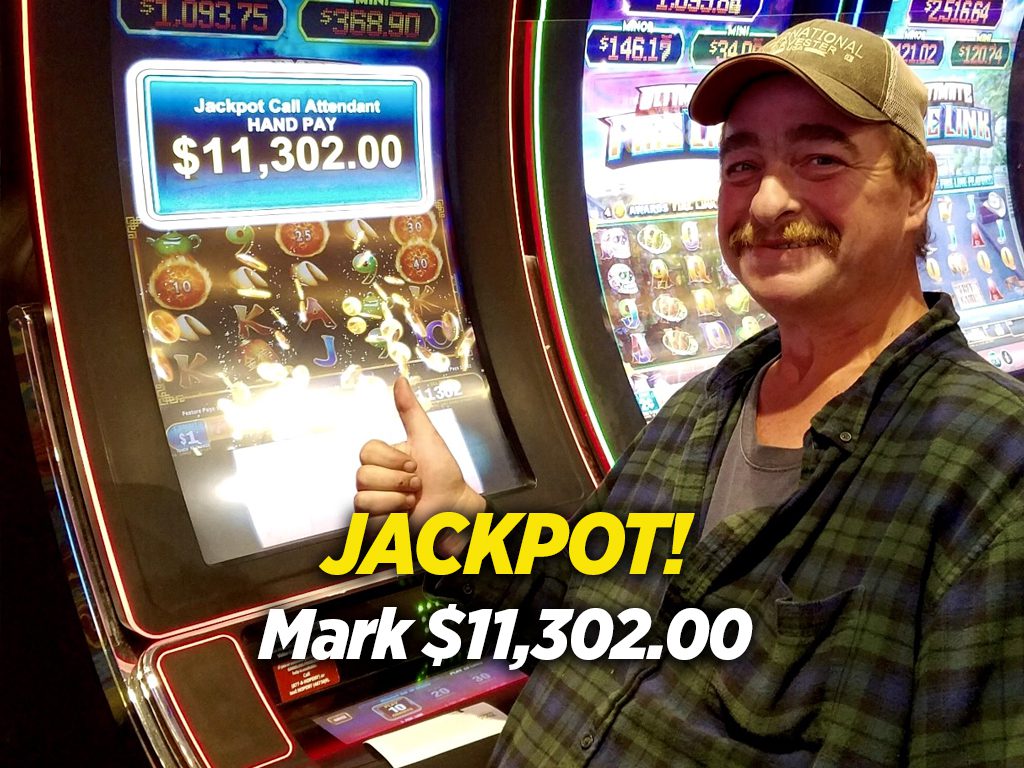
left=1, top=6, right=147, bottom=765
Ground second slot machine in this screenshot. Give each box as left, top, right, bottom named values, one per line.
left=521, top=0, right=1023, bottom=469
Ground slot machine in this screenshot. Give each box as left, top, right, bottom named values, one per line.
left=520, top=0, right=1023, bottom=469
left=13, top=1, right=600, bottom=765
left=875, top=0, right=1024, bottom=374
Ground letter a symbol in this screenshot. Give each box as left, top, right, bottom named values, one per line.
left=300, top=297, right=338, bottom=332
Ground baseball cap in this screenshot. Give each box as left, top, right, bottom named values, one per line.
left=688, top=19, right=928, bottom=146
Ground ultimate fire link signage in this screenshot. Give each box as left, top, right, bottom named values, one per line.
left=602, top=83, right=721, bottom=166
left=924, top=81, right=994, bottom=145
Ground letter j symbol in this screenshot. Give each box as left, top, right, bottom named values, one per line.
left=314, top=335, right=338, bottom=368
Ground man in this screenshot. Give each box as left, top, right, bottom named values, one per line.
left=356, top=20, right=1024, bottom=766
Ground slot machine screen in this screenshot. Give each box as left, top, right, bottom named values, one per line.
left=110, top=0, right=529, bottom=564
left=883, top=1, right=1024, bottom=374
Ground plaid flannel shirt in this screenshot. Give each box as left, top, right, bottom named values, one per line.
left=436, top=293, right=1024, bottom=766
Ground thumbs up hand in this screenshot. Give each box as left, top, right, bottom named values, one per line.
left=355, top=378, right=486, bottom=526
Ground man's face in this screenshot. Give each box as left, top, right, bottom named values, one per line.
left=716, top=75, right=929, bottom=324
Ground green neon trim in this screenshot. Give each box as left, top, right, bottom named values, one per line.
left=533, top=1, right=615, bottom=466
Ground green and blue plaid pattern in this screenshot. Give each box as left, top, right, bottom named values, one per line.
left=437, top=294, right=1024, bottom=767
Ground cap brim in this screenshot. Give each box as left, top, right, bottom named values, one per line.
left=688, top=54, right=890, bottom=127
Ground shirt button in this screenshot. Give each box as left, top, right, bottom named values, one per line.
left=580, top=732, right=594, bottom=749
left=461, top=583, right=474, bottom=596
left=839, top=431, right=853, bottom=443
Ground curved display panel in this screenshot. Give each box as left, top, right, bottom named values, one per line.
left=111, top=0, right=529, bottom=566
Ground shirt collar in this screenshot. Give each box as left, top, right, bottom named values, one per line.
left=705, top=293, right=962, bottom=449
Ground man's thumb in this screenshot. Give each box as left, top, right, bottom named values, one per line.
left=393, top=377, right=439, bottom=442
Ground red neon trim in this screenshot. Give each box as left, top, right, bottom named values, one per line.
left=22, top=0, right=602, bottom=645
left=155, top=634, right=294, bottom=768
left=21, top=0, right=397, bottom=638
left=507, top=5, right=602, bottom=485
left=519, top=25, right=611, bottom=474
left=21, top=0, right=147, bottom=631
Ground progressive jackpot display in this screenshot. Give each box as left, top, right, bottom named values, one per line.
left=884, top=0, right=1024, bottom=373
left=126, top=60, right=432, bottom=227
left=111, top=0, right=526, bottom=565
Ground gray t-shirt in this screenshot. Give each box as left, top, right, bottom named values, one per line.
left=703, top=362, right=803, bottom=539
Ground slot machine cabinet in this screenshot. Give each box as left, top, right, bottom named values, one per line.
left=870, top=0, right=1024, bottom=375
left=14, top=0, right=600, bottom=765
left=1, top=121, right=149, bottom=764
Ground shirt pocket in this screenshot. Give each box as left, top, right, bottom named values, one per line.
left=707, top=577, right=865, bottom=749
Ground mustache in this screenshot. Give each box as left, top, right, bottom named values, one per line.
left=728, top=220, right=841, bottom=253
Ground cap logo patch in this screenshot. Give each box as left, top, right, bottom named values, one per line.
left=765, top=26, right=865, bottom=63
left=688, top=19, right=928, bottom=147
